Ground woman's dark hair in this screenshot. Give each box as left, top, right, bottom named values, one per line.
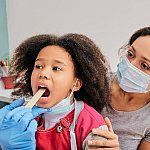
left=129, top=26, right=150, bottom=45
left=119, top=27, right=150, bottom=54
left=10, top=33, right=110, bottom=112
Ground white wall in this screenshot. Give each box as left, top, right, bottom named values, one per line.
left=6, top=0, right=150, bottom=71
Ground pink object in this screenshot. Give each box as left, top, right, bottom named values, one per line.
left=1, top=76, right=14, bottom=89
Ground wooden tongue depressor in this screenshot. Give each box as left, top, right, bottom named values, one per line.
left=25, top=88, right=46, bottom=108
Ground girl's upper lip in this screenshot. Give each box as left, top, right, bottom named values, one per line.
left=36, top=82, right=50, bottom=92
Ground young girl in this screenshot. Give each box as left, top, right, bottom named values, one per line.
left=0, top=33, right=110, bottom=150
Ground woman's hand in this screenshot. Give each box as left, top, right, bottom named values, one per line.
left=87, top=117, right=120, bottom=150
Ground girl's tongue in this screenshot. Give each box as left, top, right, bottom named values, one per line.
left=38, top=86, right=50, bottom=97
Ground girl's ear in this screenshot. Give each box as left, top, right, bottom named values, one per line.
left=73, top=78, right=82, bottom=91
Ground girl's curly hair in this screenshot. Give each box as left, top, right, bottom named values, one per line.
left=10, top=33, right=111, bottom=112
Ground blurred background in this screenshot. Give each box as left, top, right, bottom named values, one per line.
left=1, top=0, right=150, bottom=71
left=0, top=2, right=149, bottom=148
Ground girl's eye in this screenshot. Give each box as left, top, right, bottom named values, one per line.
left=126, top=50, right=134, bottom=58
left=52, top=66, right=62, bottom=71
left=141, top=62, right=150, bottom=70
left=35, top=64, right=43, bottom=69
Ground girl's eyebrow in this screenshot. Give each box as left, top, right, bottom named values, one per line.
left=35, top=58, right=47, bottom=62
left=131, top=45, right=150, bottom=62
left=35, top=58, right=67, bottom=66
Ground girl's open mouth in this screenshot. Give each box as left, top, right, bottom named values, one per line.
left=38, top=86, right=50, bottom=97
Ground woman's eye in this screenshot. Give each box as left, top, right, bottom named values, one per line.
left=35, top=65, right=43, bottom=69
left=126, top=50, right=134, bottom=58
left=53, top=66, right=61, bottom=71
left=141, top=63, right=150, bottom=70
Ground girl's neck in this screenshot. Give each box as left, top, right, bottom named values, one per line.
left=44, top=102, right=75, bottom=130
left=111, top=75, right=150, bottom=112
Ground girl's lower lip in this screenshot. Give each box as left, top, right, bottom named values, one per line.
left=39, top=97, right=48, bottom=101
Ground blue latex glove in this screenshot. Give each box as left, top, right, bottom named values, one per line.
left=0, top=98, right=25, bottom=127
left=0, top=99, right=48, bottom=150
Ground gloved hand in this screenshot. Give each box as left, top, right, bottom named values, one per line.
left=0, top=98, right=25, bottom=127
left=0, top=99, right=48, bottom=150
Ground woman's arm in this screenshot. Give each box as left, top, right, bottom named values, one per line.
left=138, top=139, right=150, bottom=150
left=87, top=117, right=120, bottom=150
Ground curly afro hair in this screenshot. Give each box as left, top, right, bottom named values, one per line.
left=10, top=33, right=111, bottom=112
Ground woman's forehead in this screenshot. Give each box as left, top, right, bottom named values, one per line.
left=131, top=36, right=150, bottom=58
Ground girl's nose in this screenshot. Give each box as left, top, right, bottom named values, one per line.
left=38, top=70, right=50, bottom=79
left=39, top=74, right=48, bottom=79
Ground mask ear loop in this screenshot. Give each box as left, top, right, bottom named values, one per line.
left=69, top=79, right=79, bottom=99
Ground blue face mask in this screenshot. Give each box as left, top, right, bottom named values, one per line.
left=117, top=56, right=150, bottom=93
left=47, top=96, right=72, bottom=114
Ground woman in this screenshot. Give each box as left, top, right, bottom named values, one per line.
left=88, top=27, right=150, bottom=150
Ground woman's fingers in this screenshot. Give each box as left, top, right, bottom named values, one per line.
left=87, top=117, right=120, bottom=150
left=87, top=137, right=119, bottom=148
left=92, top=128, right=117, bottom=140
left=104, top=117, right=114, bottom=133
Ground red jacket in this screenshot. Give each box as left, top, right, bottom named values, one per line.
left=36, top=102, right=106, bottom=150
